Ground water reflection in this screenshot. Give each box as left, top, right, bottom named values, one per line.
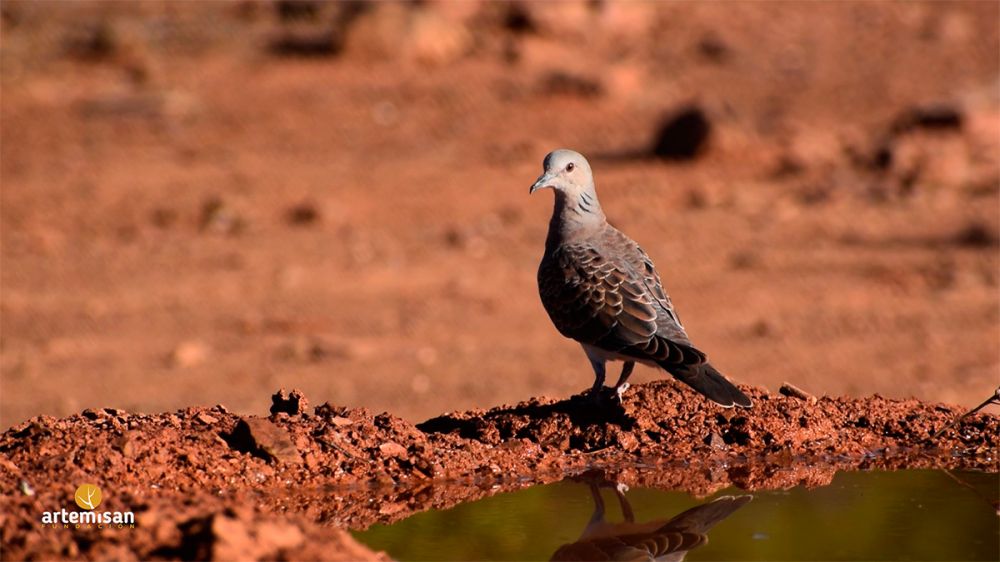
left=551, top=471, right=751, bottom=561
left=354, top=469, right=1000, bottom=561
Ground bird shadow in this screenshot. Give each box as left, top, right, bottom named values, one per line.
left=417, top=390, right=635, bottom=445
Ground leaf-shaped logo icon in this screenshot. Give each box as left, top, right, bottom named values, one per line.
left=74, top=484, right=102, bottom=510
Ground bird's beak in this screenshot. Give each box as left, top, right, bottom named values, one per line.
left=530, top=172, right=554, bottom=194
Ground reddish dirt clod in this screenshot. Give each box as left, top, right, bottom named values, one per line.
left=0, top=385, right=995, bottom=560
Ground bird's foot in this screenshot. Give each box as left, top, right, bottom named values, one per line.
left=614, top=382, right=630, bottom=402
left=588, top=385, right=606, bottom=404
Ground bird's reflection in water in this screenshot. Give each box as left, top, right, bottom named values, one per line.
left=551, top=472, right=751, bottom=561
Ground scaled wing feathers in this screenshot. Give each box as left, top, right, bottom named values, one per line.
left=538, top=228, right=706, bottom=369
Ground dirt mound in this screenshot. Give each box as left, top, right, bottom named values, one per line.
left=419, top=381, right=997, bottom=460
left=1, top=384, right=996, bottom=560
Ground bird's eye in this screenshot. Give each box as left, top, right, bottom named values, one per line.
left=566, top=163, right=575, bottom=172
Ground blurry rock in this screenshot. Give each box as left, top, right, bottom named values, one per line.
left=953, top=222, right=999, bottom=249
left=113, top=432, right=138, bottom=458
left=200, top=197, right=245, bottom=235
left=150, top=207, right=178, bottom=229
left=227, top=417, right=301, bottom=464
left=270, top=388, right=309, bottom=417
left=891, top=103, right=964, bottom=135
left=442, top=226, right=486, bottom=257
left=169, top=341, right=210, bottom=369
left=605, top=63, right=644, bottom=100
left=63, top=21, right=118, bottom=61
left=1, top=3, right=21, bottom=28
left=597, top=2, right=657, bottom=41
left=770, top=153, right=806, bottom=178
left=684, top=188, right=709, bottom=209
left=728, top=250, right=759, bottom=270
left=269, top=29, right=340, bottom=57
left=796, top=182, right=833, bottom=206
left=750, top=319, right=772, bottom=338
left=407, top=10, right=472, bottom=65
left=537, top=71, right=603, bottom=98
left=268, top=1, right=368, bottom=57
left=696, top=33, right=731, bottom=63
left=651, top=105, right=712, bottom=161
left=869, top=140, right=894, bottom=171
left=517, top=1, right=592, bottom=38
left=276, top=0, right=320, bottom=22
left=285, top=202, right=320, bottom=226
left=345, top=4, right=471, bottom=65
left=503, top=2, right=536, bottom=34
left=177, top=510, right=307, bottom=561
left=342, top=2, right=408, bottom=59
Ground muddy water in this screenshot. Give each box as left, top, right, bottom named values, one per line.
left=354, top=470, right=998, bottom=561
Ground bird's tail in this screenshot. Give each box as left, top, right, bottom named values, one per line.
left=662, top=361, right=753, bottom=408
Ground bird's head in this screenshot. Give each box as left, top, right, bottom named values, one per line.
left=530, top=149, right=594, bottom=196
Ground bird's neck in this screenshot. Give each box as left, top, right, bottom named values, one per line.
left=546, top=189, right=607, bottom=250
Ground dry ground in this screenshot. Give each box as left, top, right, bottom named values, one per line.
left=2, top=1, right=999, bottom=430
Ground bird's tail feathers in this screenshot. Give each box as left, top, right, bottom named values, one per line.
left=663, top=361, right=752, bottom=409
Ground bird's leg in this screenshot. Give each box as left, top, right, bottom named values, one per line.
left=611, top=361, right=635, bottom=401
left=586, top=482, right=606, bottom=526
left=587, top=357, right=606, bottom=400
left=613, top=483, right=635, bottom=523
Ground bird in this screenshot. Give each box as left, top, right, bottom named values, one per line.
left=550, top=473, right=751, bottom=561
left=530, top=149, right=752, bottom=408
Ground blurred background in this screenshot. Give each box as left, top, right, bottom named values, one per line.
left=1, top=1, right=998, bottom=430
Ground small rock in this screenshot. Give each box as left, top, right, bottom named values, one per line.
left=891, top=103, right=964, bottom=135
left=270, top=389, right=309, bottom=417
left=378, top=501, right=407, bottom=516
left=537, top=71, right=603, bottom=98
left=227, top=418, right=301, bottom=464
left=285, top=202, right=320, bottom=226
left=651, top=105, right=712, bottom=161
left=81, top=408, right=105, bottom=420
left=19, top=480, right=34, bottom=496
left=150, top=207, right=178, bottom=228
left=200, top=197, right=244, bottom=235
left=617, top=431, right=639, bottom=452
left=378, top=441, right=408, bottom=459
left=706, top=432, right=727, bottom=450
left=779, top=382, right=817, bottom=404
left=113, top=433, right=138, bottom=458
left=953, top=222, right=998, bottom=249
left=328, top=416, right=354, bottom=427
left=696, top=33, right=731, bottom=63
left=196, top=412, right=219, bottom=425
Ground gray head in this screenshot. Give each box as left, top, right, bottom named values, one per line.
left=530, top=149, right=606, bottom=237
left=529, top=149, right=595, bottom=196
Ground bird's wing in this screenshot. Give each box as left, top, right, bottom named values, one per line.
left=538, top=233, right=705, bottom=368
left=551, top=530, right=706, bottom=562
left=610, top=228, right=694, bottom=347
left=660, top=495, right=753, bottom=534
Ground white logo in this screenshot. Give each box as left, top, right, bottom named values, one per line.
left=41, top=484, right=135, bottom=529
